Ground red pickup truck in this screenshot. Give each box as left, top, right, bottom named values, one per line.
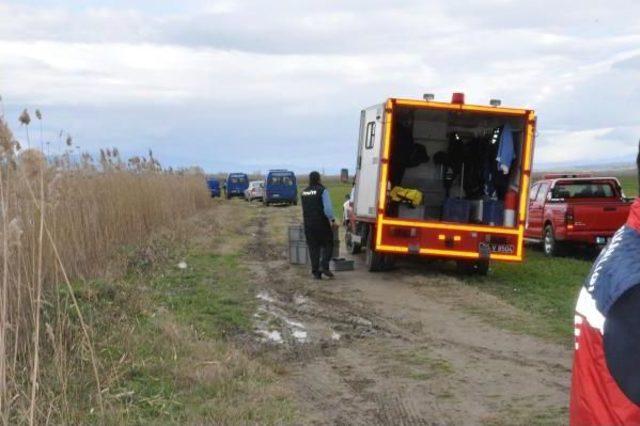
left=525, top=175, right=632, bottom=256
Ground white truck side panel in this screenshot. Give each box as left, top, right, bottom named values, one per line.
left=354, top=104, right=384, bottom=219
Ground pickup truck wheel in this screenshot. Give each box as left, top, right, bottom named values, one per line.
left=365, top=228, right=384, bottom=272
left=543, top=225, right=557, bottom=257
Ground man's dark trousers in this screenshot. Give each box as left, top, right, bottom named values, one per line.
left=305, top=226, right=333, bottom=275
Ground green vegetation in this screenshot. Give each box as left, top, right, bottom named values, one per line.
left=325, top=181, right=353, bottom=216
left=152, top=253, right=255, bottom=338
left=464, top=250, right=591, bottom=342
left=320, top=176, right=610, bottom=343
left=56, top=204, right=295, bottom=424
left=617, top=173, right=637, bottom=197
left=68, top=245, right=293, bottom=424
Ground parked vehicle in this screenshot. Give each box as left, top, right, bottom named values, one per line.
left=524, top=174, right=632, bottom=256
left=244, top=180, right=264, bottom=202
left=224, top=173, right=249, bottom=199
left=264, top=170, right=298, bottom=206
left=206, top=178, right=221, bottom=198
left=343, top=186, right=355, bottom=226
left=345, top=93, right=537, bottom=274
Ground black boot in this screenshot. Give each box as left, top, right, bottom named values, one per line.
left=322, top=270, right=334, bottom=279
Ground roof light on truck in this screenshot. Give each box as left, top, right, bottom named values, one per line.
left=423, top=93, right=435, bottom=101
left=490, top=99, right=502, bottom=107
left=451, top=92, right=465, bottom=104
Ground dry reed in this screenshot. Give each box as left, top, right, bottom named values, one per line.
left=0, top=116, right=211, bottom=424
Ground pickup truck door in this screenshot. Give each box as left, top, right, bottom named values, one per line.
left=527, top=182, right=548, bottom=238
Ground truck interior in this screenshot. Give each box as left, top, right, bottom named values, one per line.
left=385, top=105, right=527, bottom=228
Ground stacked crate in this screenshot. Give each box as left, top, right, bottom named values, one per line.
left=288, top=225, right=339, bottom=265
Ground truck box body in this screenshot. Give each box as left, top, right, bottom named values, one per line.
left=351, top=97, right=536, bottom=264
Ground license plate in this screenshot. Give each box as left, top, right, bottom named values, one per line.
left=480, top=242, right=515, bottom=254
left=273, top=194, right=280, bottom=197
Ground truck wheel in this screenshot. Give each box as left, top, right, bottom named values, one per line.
left=543, top=225, right=557, bottom=257
left=476, top=259, right=489, bottom=276
left=383, top=254, right=397, bottom=271
left=365, top=228, right=385, bottom=272
left=456, top=260, right=475, bottom=275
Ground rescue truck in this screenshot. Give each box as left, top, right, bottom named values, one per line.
left=345, top=93, right=536, bottom=274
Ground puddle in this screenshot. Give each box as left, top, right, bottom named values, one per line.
left=257, top=290, right=276, bottom=303
left=292, top=329, right=308, bottom=343
left=257, top=329, right=283, bottom=344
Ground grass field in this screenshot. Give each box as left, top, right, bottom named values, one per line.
left=323, top=173, right=637, bottom=344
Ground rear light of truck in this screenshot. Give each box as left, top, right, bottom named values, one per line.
left=565, top=207, right=575, bottom=229
left=451, top=92, right=465, bottom=104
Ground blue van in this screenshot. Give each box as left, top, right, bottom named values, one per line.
left=264, top=170, right=297, bottom=206
left=224, top=173, right=249, bottom=199
left=206, top=178, right=221, bottom=198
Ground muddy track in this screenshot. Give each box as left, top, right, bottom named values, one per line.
left=235, top=201, right=571, bottom=425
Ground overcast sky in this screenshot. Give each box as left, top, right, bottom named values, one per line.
left=1, top=0, right=639, bottom=173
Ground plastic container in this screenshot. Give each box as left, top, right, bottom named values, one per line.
left=330, top=258, right=355, bottom=271
left=442, top=198, right=471, bottom=223
left=482, top=199, right=505, bottom=226
left=288, top=241, right=309, bottom=265
left=288, top=225, right=306, bottom=242
left=287, top=225, right=339, bottom=263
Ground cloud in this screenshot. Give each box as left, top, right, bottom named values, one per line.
left=0, top=0, right=639, bottom=171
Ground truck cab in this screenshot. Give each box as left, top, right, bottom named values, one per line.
left=224, top=173, right=249, bottom=199
left=347, top=93, right=536, bottom=274
left=525, top=175, right=632, bottom=256
left=206, top=177, right=221, bottom=198
left=264, top=170, right=298, bottom=206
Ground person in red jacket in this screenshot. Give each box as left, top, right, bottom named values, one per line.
left=570, top=144, right=640, bottom=425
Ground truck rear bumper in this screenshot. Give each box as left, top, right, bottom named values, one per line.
left=375, top=218, right=523, bottom=262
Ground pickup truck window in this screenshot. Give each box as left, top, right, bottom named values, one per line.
left=536, top=183, right=549, bottom=202
left=365, top=122, right=376, bottom=149
left=551, top=182, right=615, bottom=199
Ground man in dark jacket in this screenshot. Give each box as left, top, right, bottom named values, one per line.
left=570, top=142, right=640, bottom=425
left=301, top=171, right=336, bottom=279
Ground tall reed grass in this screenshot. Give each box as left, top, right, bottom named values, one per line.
left=0, top=116, right=211, bottom=424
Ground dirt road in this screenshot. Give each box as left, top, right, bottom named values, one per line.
left=237, top=200, right=571, bottom=425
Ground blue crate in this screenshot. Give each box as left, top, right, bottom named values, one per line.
left=482, top=199, right=504, bottom=226
left=442, top=198, right=470, bottom=223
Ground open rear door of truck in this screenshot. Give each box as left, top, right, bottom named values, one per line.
left=354, top=104, right=385, bottom=219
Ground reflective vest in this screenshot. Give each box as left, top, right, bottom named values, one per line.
left=570, top=199, right=640, bottom=425
left=301, top=184, right=329, bottom=230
